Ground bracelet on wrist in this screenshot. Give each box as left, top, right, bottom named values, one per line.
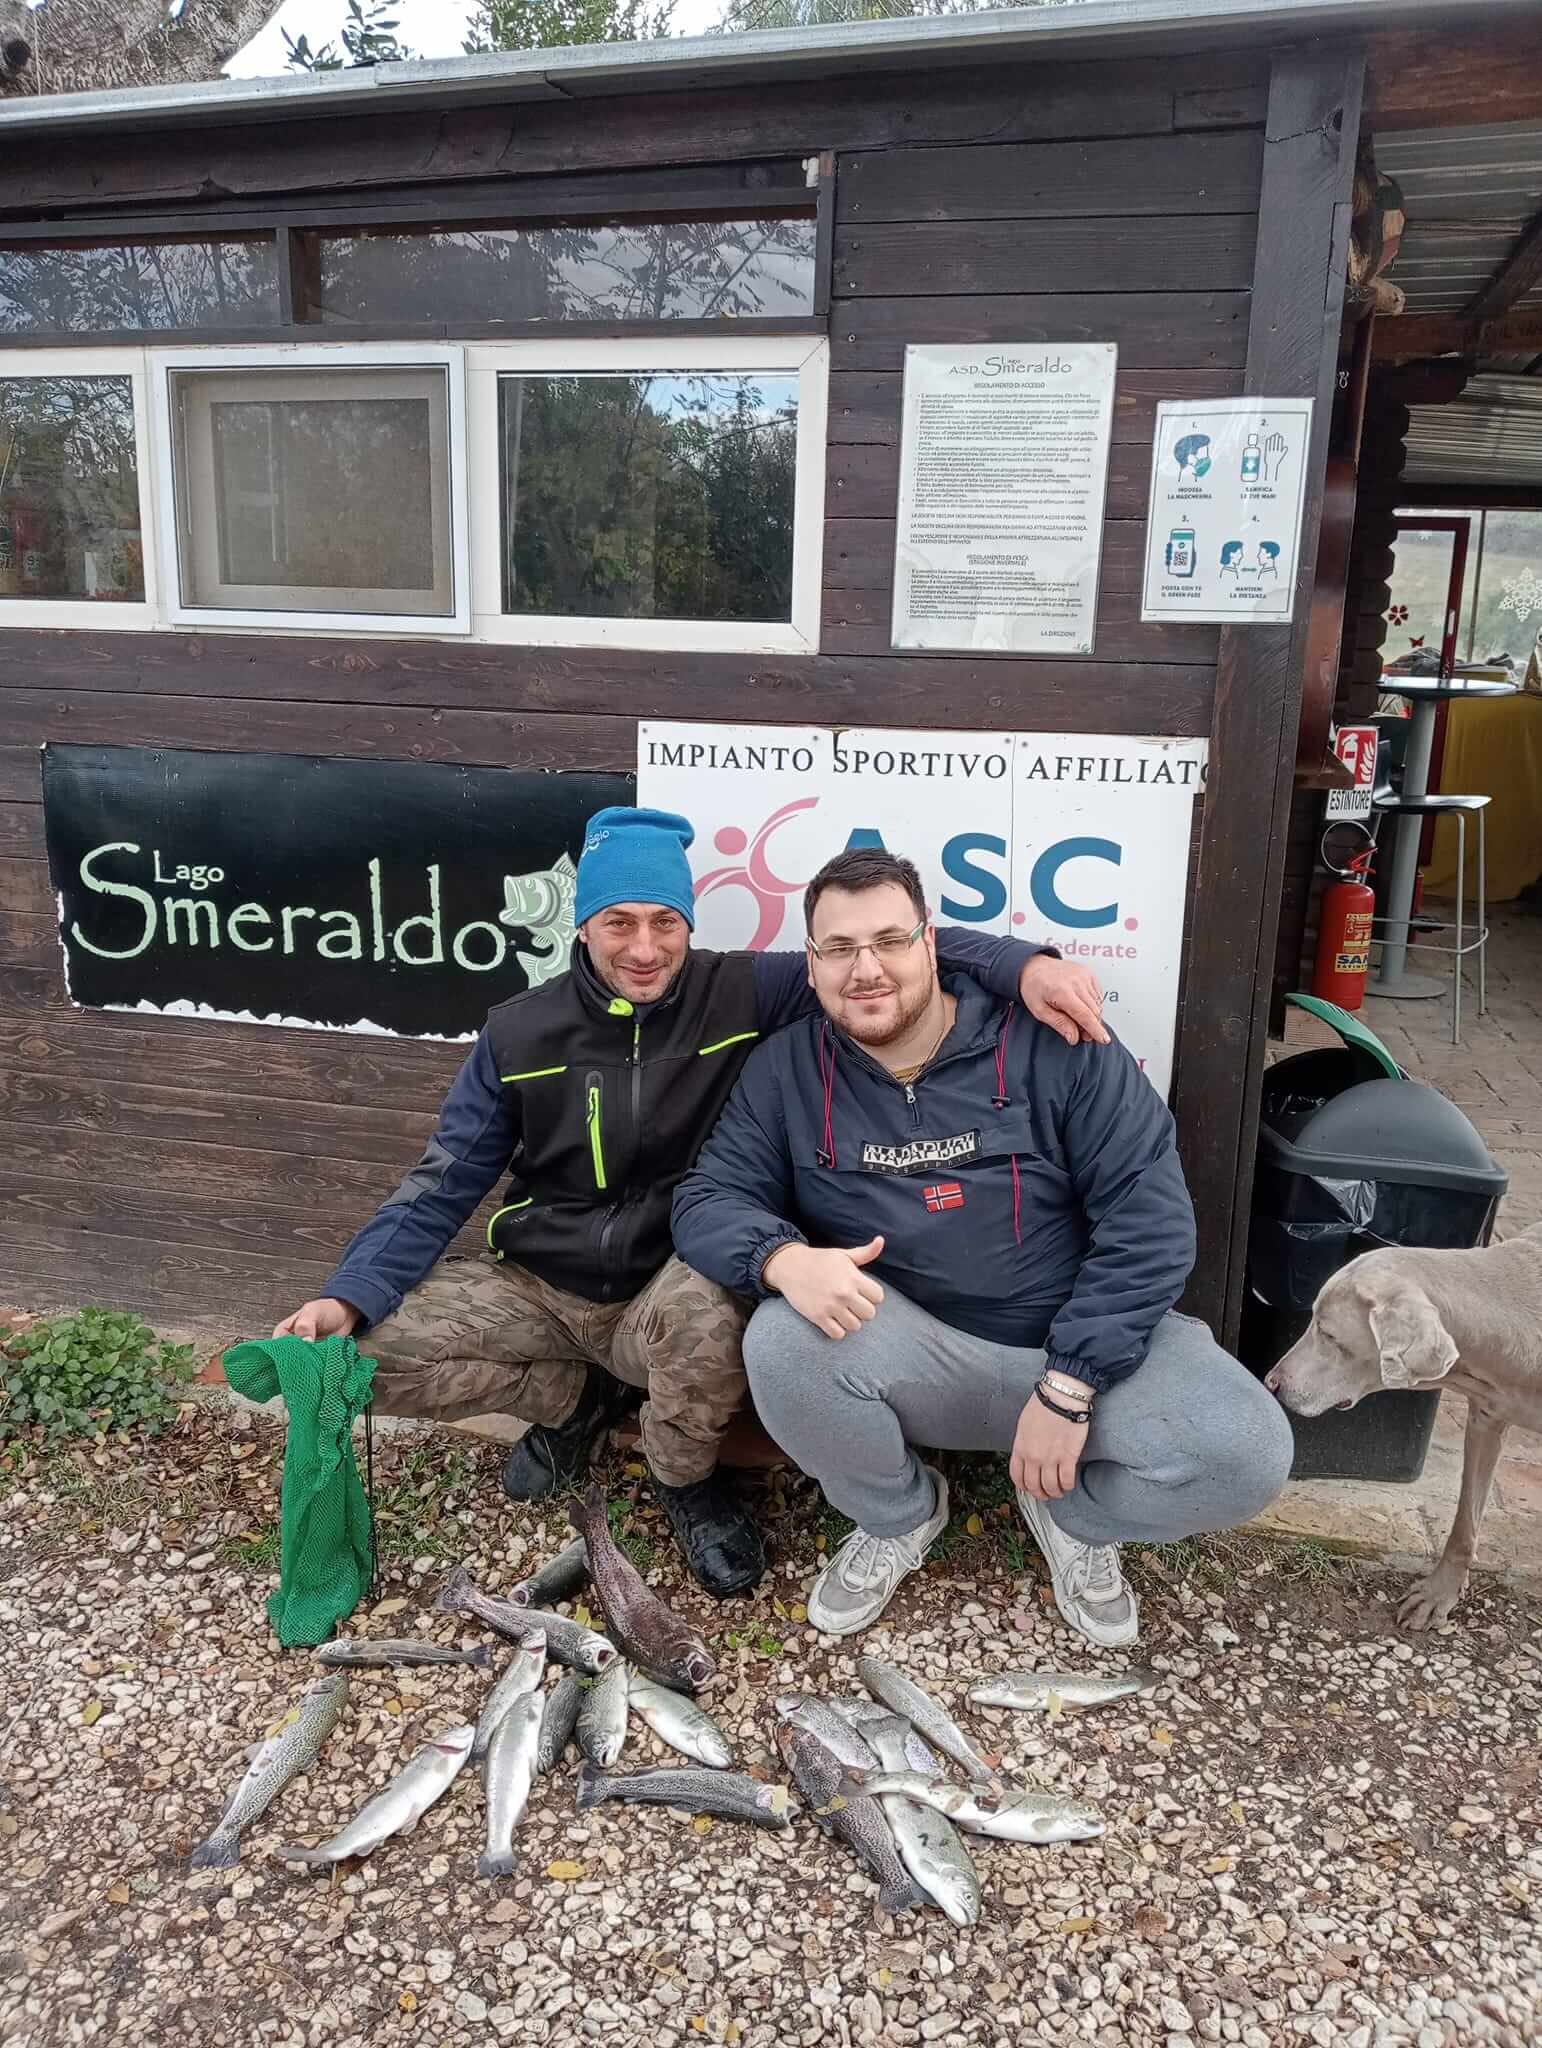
left=1034, top=1382, right=1092, bottom=1426
left=1042, top=1372, right=1095, bottom=1405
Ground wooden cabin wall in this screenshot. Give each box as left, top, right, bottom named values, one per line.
left=0, top=48, right=1270, bottom=1336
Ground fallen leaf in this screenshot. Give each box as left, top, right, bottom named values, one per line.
left=574, top=1604, right=594, bottom=1628
left=1038, top=1584, right=1057, bottom=1606
left=876, top=1968, right=892, bottom=1990
left=789, top=1603, right=807, bottom=1623
left=1059, top=1916, right=1095, bottom=1933
left=624, top=1462, right=646, bottom=1479
left=689, top=2021, right=706, bottom=2035
left=772, top=1599, right=788, bottom=1620
left=814, top=1534, right=826, bottom=1552
left=373, top=1598, right=406, bottom=1617
left=546, top=1860, right=586, bottom=1881
left=105, top=1883, right=130, bottom=1905
left=79, top=1701, right=103, bottom=1727
left=1047, top=1692, right=1064, bottom=1721
left=691, top=1816, right=713, bottom=1834
left=965, top=1514, right=984, bottom=1538
left=382, top=1698, right=402, bottom=1716
left=1228, top=1801, right=1246, bottom=1823
left=724, top=2025, right=741, bottom=2046
left=230, top=1444, right=257, bottom=1461
left=1151, top=1727, right=1174, bottom=1748
left=398, top=1991, right=417, bottom=2013
left=1205, top=1856, right=1233, bottom=1874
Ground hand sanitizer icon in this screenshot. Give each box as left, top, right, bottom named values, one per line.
left=1241, top=433, right=1262, bottom=482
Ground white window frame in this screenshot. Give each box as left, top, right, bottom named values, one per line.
left=0, top=346, right=160, bottom=632
left=466, top=336, right=828, bottom=656
left=148, top=342, right=472, bottom=635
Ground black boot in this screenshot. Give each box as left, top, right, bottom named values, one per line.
left=501, top=1367, right=638, bottom=1504
left=652, top=1470, right=766, bottom=1598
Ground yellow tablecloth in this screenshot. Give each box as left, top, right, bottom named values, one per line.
left=1424, top=691, right=1542, bottom=902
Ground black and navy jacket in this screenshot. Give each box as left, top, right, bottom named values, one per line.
left=321, top=934, right=1046, bottom=1326
left=671, top=971, right=1196, bottom=1392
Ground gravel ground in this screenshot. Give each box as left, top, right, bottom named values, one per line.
left=0, top=1398, right=1538, bottom=2048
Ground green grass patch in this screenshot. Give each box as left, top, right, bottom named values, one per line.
left=369, top=1442, right=480, bottom=1566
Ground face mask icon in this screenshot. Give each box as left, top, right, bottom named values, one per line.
left=1173, top=433, right=1212, bottom=481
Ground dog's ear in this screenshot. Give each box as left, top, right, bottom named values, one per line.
left=1367, top=1288, right=1458, bottom=1388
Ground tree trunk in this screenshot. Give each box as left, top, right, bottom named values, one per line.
left=0, top=0, right=285, bottom=97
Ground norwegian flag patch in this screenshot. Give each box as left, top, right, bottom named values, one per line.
left=923, top=1181, right=965, bottom=1213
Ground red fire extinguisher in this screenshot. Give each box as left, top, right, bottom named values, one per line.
left=1313, top=837, right=1377, bottom=1010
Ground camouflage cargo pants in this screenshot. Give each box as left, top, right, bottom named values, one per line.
left=361, top=1253, right=750, bottom=1487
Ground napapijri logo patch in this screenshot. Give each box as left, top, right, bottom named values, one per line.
left=923, top=1181, right=965, bottom=1212
left=860, top=1130, right=980, bottom=1176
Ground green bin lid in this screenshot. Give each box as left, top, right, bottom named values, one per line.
left=1285, top=994, right=1403, bottom=1078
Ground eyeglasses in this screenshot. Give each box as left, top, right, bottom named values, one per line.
left=807, top=921, right=927, bottom=966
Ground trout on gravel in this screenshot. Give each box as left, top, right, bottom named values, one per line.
left=577, top=1659, right=630, bottom=1768
left=315, top=1638, right=493, bottom=1670
left=275, top=1725, right=475, bottom=1867
left=834, top=1698, right=944, bottom=1776
left=190, top=1672, right=348, bottom=1870
left=509, top=1538, right=590, bottom=1609
left=862, top=1716, right=981, bottom=1927
left=856, top=1655, right=995, bottom=1784
left=777, top=1724, right=926, bottom=1917
left=536, top=1673, right=584, bottom=1774
left=839, top=1768, right=1104, bottom=1845
left=773, top=1695, right=879, bottom=1773
left=569, top=1483, right=714, bottom=1692
left=478, top=1693, right=542, bottom=1880
left=630, top=1676, right=733, bottom=1768
left=472, top=1630, right=547, bottom=1763
left=969, top=1668, right=1159, bottom=1712
left=576, top=1761, right=794, bottom=1830
left=437, top=1565, right=617, bottom=1675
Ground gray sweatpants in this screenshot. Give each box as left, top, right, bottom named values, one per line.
left=742, top=1286, right=1294, bottom=1546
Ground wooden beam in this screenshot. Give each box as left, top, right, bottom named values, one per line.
left=1465, top=206, right=1542, bottom=324
left=1370, top=309, right=1542, bottom=360
left=1366, top=23, right=1542, bottom=132
left=1173, top=45, right=1365, bottom=1347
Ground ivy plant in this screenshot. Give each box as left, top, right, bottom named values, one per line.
left=1, top=1308, right=196, bottom=1442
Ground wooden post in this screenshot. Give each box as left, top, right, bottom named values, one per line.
left=1173, top=44, right=1365, bottom=1344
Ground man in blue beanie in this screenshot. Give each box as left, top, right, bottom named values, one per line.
left=274, top=805, right=1107, bottom=1598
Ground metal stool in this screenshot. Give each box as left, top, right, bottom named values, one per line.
left=1370, top=791, right=1490, bottom=1044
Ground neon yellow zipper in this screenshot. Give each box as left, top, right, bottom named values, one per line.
left=486, top=1196, right=532, bottom=1258
left=587, top=1082, right=607, bottom=1190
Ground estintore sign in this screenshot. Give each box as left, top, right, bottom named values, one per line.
left=891, top=343, right=1118, bottom=653
left=638, top=721, right=1207, bottom=1097
left=1325, top=724, right=1379, bottom=820
left=1141, top=396, right=1313, bottom=623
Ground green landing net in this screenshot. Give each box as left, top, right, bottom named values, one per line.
left=222, top=1334, right=377, bottom=1648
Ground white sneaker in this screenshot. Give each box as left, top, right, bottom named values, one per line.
left=807, top=1467, right=950, bottom=1637
left=1016, top=1488, right=1139, bottom=1649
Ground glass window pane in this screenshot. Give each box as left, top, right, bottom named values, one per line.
left=0, top=237, right=277, bottom=333
left=500, top=372, right=798, bottom=623
left=1382, top=525, right=1460, bottom=679
left=169, top=365, right=453, bottom=617
left=314, top=219, right=817, bottom=326
left=0, top=376, right=144, bottom=602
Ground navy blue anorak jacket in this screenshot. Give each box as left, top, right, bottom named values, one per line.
left=671, top=971, right=1197, bottom=1393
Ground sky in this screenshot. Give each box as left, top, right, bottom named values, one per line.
left=227, top=0, right=722, bottom=74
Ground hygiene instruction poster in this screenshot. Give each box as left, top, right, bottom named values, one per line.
left=891, top=343, right=1118, bottom=653
left=1140, top=395, right=1313, bottom=623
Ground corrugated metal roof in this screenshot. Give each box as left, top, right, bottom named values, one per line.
left=1377, top=122, right=1542, bottom=316
left=0, top=0, right=1531, bottom=138
left=1404, top=374, right=1542, bottom=487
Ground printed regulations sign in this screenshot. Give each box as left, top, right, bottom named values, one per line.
left=42, top=745, right=633, bottom=1038
left=639, top=721, right=1206, bottom=1096
left=1141, top=395, right=1313, bottom=624
left=891, top=343, right=1118, bottom=654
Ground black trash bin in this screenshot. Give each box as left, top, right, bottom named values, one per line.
left=1240, top=999, right=1509, bottom=1482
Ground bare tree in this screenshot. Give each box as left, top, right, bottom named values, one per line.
left=0, top=0, right=285, bottom=97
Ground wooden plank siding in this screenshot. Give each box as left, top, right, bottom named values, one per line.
left=0, top=44, right=1272, bottom=1337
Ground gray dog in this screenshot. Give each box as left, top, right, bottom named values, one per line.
left=1266, top=1222, right=1542, bottom=1629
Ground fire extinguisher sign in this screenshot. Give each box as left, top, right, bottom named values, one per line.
left=1325, top=725, right=1378, bottom=820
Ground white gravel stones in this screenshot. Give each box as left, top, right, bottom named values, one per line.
left=0, top=1407, right=1538, bottom=2048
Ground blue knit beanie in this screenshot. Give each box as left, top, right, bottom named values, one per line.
left=574, top=807, right=697, bottom=930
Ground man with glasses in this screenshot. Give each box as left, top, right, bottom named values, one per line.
left=273, top=809, right=1108, bottom=1600
left=672, top=846, right=1293, bottom=1642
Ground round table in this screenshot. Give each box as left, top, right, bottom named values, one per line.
left=1369, top=672, right=1519, bottom=999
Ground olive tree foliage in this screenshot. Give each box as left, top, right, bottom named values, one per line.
left=0, top=0, right=284, bottom=95
left=462, top=0, right=674, bottom=53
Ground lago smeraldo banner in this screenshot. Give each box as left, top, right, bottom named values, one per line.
left=42, top=744, right=634, bottom=1039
